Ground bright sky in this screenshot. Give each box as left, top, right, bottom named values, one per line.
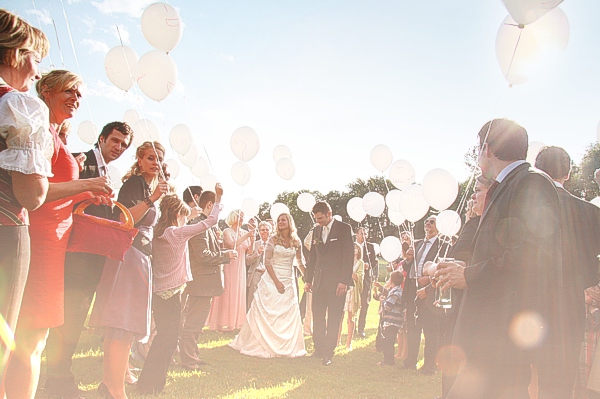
left=4, top=0, right=600, bottom=218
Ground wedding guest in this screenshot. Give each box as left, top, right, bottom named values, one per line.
left=44, top=121, right=133, bottom=399
left=0, top=10, right=51, bottom=395
left=378, top=271, right=404, bottom=366
left=179, top=190, right=237, bottom=370
left=4, top=69, right=111, bottom=399
left=182, top=185, right=202, bottom=208
left=339, top=242, right=363, bottom=351
left=137, top=187, right=222, bottom=394
left=206, top=210, right=255, bottom=331
left=246, top=221, right=272, bottom=310
left=89, top=141, right=169, bottom=399
left=356, top=227, right=377, bottom=338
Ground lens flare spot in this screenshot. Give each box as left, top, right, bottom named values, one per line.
left=509, top=311, right=547, bottom=349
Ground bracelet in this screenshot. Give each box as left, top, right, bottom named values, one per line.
left=143, top=197, right=154, bottom=207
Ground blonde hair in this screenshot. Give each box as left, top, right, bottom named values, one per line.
left=35, top=70, right=83, bottom=102
left=225, top=210, right=243, bottom=227
left=273, top=213, right=301, bottom=248
left=354, top=242, right=363, bottom=260
left=123, top=141, right=166, bottom=183
left=154, top=194, right=190, bottom=238
left=0, top=9, right=49, bottom=69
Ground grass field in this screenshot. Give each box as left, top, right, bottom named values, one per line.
left=36, top=297, right=442, bottom=399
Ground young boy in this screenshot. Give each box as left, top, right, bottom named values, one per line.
left=378, top=271, right=405, bottom=366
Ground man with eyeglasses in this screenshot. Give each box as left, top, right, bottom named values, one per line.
left=402, top=215, right=445, bottom=374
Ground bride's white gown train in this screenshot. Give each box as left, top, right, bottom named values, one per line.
left=229, top=245, right=306, bottom=358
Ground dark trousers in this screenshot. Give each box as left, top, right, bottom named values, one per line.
left=382, top=325, right=399, bottom=365
left=312, top=286, right=345, bottom=358
left=45, top=252, right=105, bottom=391
left=179, top=295, right=212, bottom=368
left=403, top=279, right=420, bottom=368
left=357, top=273, right=372, bottom=334
left=0, top=226, right=29, bottom=378
left=420, top=310, right=441, bottom=371
left=137, top=292, right=182, bottom=393
left=447, top=359, right=531, bottom=399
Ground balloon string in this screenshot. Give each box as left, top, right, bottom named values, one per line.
left=505, top=27, right=524, bottom=82
left=43, top=0, right=65, bottom=68
left=58, top=0, right=95, bottom=126
left=31, top=0, right=55, bottom=68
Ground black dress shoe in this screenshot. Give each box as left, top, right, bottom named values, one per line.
left=321, top=357, right=332, bottom=366
left=357, top=331, right=366, bottom=338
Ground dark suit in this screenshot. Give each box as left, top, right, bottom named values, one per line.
left=537, top=186, right=600, bottom=397
left=305, top=219, right=354, bottom=358
left=179, top=218, right=230, bottom=368
left=45, top=149, right=113, bottom=391
left=357, top=241, right=377, bottom=335
left=448, top=163, right=563, bottom=399
left=402, top=236, right=445, bottom=371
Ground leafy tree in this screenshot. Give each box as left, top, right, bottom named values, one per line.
left=565, top=142, right=600, bottom=200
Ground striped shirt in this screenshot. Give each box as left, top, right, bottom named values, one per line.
left=382, top=285, right=404, bottom=328
left=152, top=203, right=222, bottom=293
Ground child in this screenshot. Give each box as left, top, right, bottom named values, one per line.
left=136, top=186, right=223, bottom=394
left=339, top=242, right=364, bottom=350
left=377, top=271, right=405, bottom=366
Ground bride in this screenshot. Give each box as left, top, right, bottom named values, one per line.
left=229, top=213, right=307, bottom=358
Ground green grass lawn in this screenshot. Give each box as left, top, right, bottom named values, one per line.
left=37, top=298, right=441, bottom=399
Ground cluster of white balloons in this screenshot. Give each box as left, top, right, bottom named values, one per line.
left=104, top=2, right=182, bottom=101
left=369, top=144, right=462, bottom=262
left=496, top=0, right=569, bottom=85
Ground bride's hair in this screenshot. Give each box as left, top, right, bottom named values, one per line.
left=273, top=213, right=301, bottom=248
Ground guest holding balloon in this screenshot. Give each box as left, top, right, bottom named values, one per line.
left=338, top=242, right=363, bottom=351
left=206, top=210, right=255, bottom=332
left=136, top=186, right=222, bottom=395
left=4, top=69, right=112, bottom=399
left=89, top=141, right=169, bottom=399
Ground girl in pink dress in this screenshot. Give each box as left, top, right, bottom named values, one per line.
left=206, top=210, right=255, bottom=332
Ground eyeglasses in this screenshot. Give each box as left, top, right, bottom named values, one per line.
left=425, top=219, right=436, bottom=225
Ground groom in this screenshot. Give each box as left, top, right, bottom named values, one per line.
left=305, top=201, right=354, bottom=366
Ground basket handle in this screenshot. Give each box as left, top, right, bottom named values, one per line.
left=73, top=200, right=135, bottom=231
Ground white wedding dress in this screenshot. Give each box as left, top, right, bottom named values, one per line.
left=229, top=244, right=306, bottom=358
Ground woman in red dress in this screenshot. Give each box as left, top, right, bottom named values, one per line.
left=4, top=70, right=110, bottom=399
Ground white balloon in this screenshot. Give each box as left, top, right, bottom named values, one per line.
left=104, top=45, right=139, bottom=91
left=422, top=168, right=459, bottom=211
left=242, top=197, right=259, bottom=219
left=77, top=120, right=97, bottom=145
left=502, top=0, right=563, bottom=25
left=398, top=185, right=430, bottom=223
left=107, top=165, right=123, bottom=189
left=276, top=158, right=295, bottom=180
left=123, top=109, right=140, bottom=125
left=380, top=236, right=402, bottom=263
left=231, top=162, right=251, bottom=186
left=190, top=156, right=209, bottom=178
left=590, top=197, right=600, bottom=208
left=387, top=209, right=406, bottom=226
left=178, top=145, right=198, bottom=168
left=385, top=189, right=402, bottom=212
left=270, top=202, right=290, bottom=222
left=141, top=2, right=183, bottom=52
left=297, top=192, right=316, bottom=213
left=164, top=158, right=180, bottom=179
left=169, top=124, right=193, bottom=155
left=389, top=160, right=415, bottom=189
left=333, top=215, right=342, bottom=222
left=199, top=173, right=217, bottom=191
left=346, top=197, right=367, bottom=223
left=370, top=144, right=393, bottom=172
left=526, top=141, right=546, bottom=165
left=362, top=192, right=385, bottom=217
left=230, top=126, right=260, bottom=162
left=436, top=210, right=462, bottom=237
left=273, top=145, right=293, bottom=162
left=136, top=50, right=178, bottom=102
left=131, top=119, right=161, bottom=148
left=496, top=8, right=569, bottom=85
